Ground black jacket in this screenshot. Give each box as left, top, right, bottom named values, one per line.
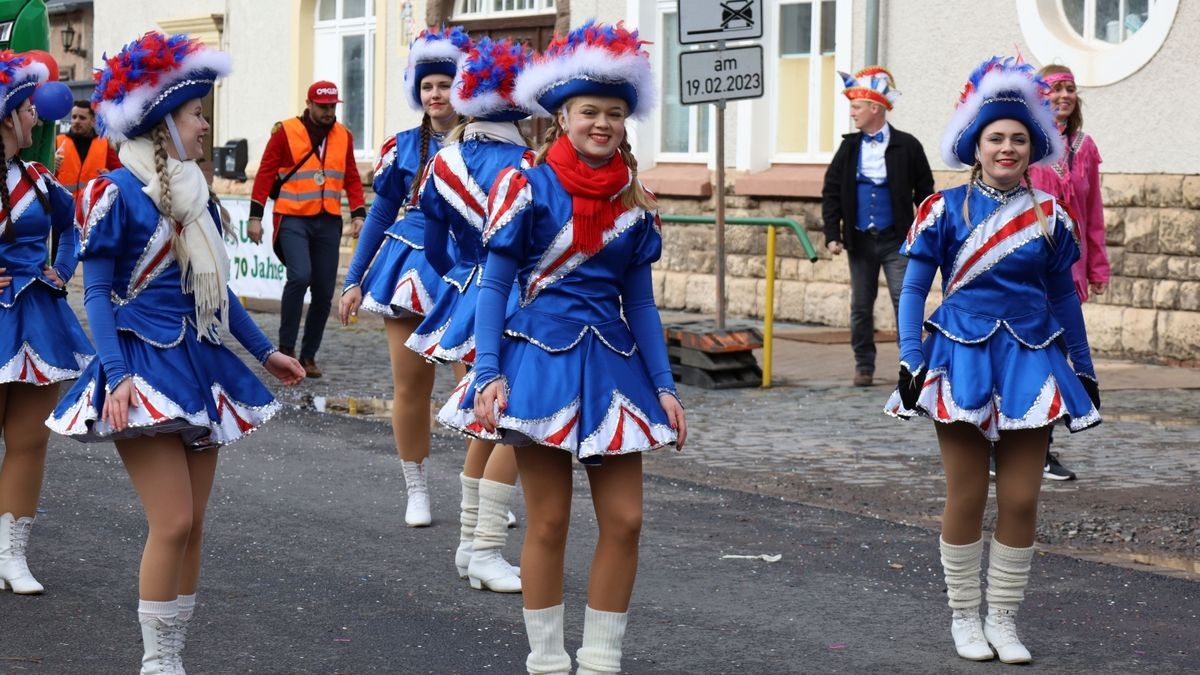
left=821, top=125, right=935, bottom=251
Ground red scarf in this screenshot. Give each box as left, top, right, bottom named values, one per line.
left=545, top=134, right=631, bottom=255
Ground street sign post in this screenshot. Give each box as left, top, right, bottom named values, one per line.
left=678, top=0, right=763, bottom=44
left=679, top=45, right=763, bottom=105
left=676, top=0, right=766, bottom=330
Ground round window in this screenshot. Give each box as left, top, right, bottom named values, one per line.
left=1017, top=0, right=1179, bottom=86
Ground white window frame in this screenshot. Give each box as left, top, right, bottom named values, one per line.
left=314, top=0, right=377, bottom=157
left=1017, top=0, right=1178, bottom=86
left=454, top=0, right=555, bottom=20
left=655, top=4, right=714, bottom=163
left=766, top=0, right=851, bottom=164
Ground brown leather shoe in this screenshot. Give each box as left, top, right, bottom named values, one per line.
left=853, top=370, right=873, bottom=387
left=300, top=357, right=323, bottom=378
left=279, top=346, right=296, bottom=358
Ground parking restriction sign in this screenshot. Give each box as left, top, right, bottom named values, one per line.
left=677, top=0, right=763, bottom=44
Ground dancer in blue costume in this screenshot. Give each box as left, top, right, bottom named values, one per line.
left=0, top=51, right=94, bottom=596
left=46, top=33, right=305, bottom=673
left=339, top=27, right=471, bottom=528
left=439, top=22, right=686, bottom=674
left=407, top=37, right=534, bottom=594
left=884, top=57, right=1101, bottom=665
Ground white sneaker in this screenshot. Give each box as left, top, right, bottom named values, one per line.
left=950, top=609, right=993, bottom=661
left=984, top=608, right=1032, bottom=664
left=467, top=549, right=522, bottom=593
left=401, top=461, right=431, bottom=527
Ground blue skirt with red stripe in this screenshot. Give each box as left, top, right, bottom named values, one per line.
left=0, top=283, right=93, bottom=385
left=359, top=226, right=445, bottom=320
left=47, top=324, right=279, bottom=450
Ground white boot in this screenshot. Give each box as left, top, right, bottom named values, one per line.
left=139, top=614, right=185, bottom=674
left=457, top=474, right=480, bottom=578
left=984, top=538, right=1035, bottom=664
left=576, top=606, right=628, bottom=674
left=939, top=537, right=990, bottom=661
left=524, top=604, right=571, bottom=674
left=401, top=460, right=431, bottom=527
left=0, top=512, right=44, bottom=594
left=468, top=479, right=521, bottom=592
left=175, top=594, right=195, bottom=665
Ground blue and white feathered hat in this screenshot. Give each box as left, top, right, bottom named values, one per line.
left=839, top=65, right=899, bottom=110
left=941, top=56, right=1064, bottom=169
left=451, top=37, right=531, bottom=123
left=404, top=27, right=472, bottom=113
left=513, top=20, right=655, bottom=120
left=0, top=51, right=49, bottom=118
left=92, top=32, right=231, bottom=142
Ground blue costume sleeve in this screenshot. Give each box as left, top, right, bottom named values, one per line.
left=419, top=166, right=454, bottom=278
left=50, top=186, right=78, bottom=282
left=82, top=256, right=129, bottom=389
left=1045, top=212, right=1094, bottom=377
left=624, top=262, right=677, bottom=397
left=631, top=212, right=664, bottom=267
left=344, top=192, right=401, bottom=288
left=226, top=288, right=276, bottom=364
left=897, top=257, right=937, bottom=370
left=472, top=249, right=518, bottom=392
left=901, top=193, right=946, bottom=265
left=76, top=177, right=122, bottom=260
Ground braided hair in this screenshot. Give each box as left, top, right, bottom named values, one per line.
left=961, top=161, right=982, bottom=225
left=1024, top=166, right=1053, bottom=244
left=150, top=123, right=174, bottom=219
left=408, top=113, right=434, bottom=205
left=0, top=134, right=11, bottom=241
left=617, top=137, right=656, bottom=212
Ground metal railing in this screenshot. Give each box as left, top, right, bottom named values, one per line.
left=659, top=215, right=820, bottom=387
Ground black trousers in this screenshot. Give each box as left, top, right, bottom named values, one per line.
left=847, top=227, right=907, bottom=374
left=278, top=213, right=343, bottom=359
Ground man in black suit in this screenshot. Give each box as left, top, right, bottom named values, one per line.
left=822, top=67, right=934, bottom=387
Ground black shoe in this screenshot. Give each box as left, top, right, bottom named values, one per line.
left=1043, top=452, right=1076, bottom=481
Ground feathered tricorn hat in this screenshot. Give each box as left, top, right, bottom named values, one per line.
left=839, top=66, right=899, bottom=110
left=0, top=51, right=48, bottom=118
left=513, top=20, right=655, bottom=120
left=941, top=56, right=1064, bottom=169
left=451, top=36, right=531, bottom=122
left=404, top=26, right=472, bottom=113
left=91, top=32, right=231, bottom=142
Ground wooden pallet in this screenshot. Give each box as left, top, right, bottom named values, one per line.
left=664, top=320, right=763, bottom=389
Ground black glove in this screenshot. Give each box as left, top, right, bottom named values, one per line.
left=898, top=365, right=927, bottom=410
left=1078, top=374, right=1101, bottom=410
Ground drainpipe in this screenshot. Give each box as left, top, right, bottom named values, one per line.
left=865, top=0, right=880, bottom=66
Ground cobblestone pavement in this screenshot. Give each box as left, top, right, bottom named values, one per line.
left=64, top=289, right=1200, bottom=572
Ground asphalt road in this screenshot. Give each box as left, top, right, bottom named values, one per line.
left=2, top=408, right=1195, bottom=674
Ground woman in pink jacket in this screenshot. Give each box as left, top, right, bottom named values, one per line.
left=1028, top=64, right=1110, bottom=482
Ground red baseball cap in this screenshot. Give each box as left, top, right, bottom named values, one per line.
left=307, top=81, right=343, bottom=104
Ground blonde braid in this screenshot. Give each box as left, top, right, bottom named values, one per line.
left=618, top=138, right=656, bottom=211
left=151, top=123, right=173, bottom=219
left=1024, top=166, right=1053, bottom=244
left=962, top=162, right=982, bottom=224
left=533, top=119, right=565, bottom=165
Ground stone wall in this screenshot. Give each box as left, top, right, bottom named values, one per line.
left=652, top=172, right=1200, bottom=365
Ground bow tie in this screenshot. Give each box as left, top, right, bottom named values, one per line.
left=862, top=131, right=884, bottom=144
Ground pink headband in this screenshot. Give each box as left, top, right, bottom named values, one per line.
left=1042, top=72, right=1075, bottom=86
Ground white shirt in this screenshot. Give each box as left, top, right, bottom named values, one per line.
left=858, top=122, right=890, bottom=186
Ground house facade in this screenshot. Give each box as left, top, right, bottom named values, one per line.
left=86, top=0, right=1200, bottom=362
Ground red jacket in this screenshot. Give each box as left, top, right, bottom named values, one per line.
left=250, top=115, right=367, bottom=220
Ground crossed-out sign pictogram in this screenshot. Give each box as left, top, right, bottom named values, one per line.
left=678, top=0, right=763, bottom=44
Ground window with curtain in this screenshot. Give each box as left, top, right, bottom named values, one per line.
left=1061, top=0, right=1157, bottom=44
left=314, top=0, right=376, bottom=153
left=775, top=0, right=838, bottom=157
left=659, top=10, right=710, bottom=157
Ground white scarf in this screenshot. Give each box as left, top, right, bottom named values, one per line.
left=119, top=137, right=230, bottom=342
left=461, top=120, right=529, bottom=147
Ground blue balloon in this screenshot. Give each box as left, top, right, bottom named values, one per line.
left=33, top=81, right=74, bottom=121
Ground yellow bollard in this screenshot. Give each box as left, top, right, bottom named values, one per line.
left=348, top=398, right=358, bottom=416
left=762, top=225, right=776, bottom=388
